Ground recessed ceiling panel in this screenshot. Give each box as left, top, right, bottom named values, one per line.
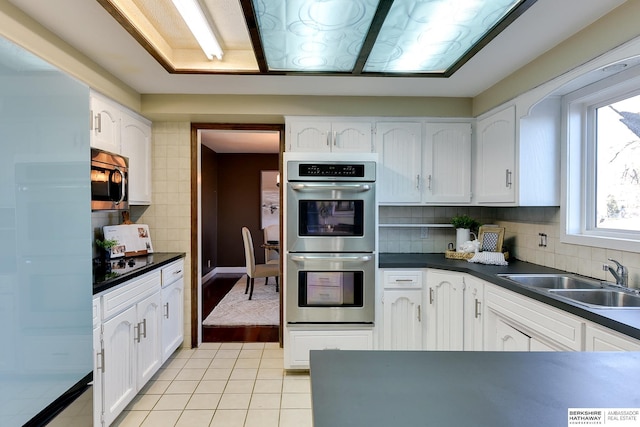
left=250, top=0, right=531, bottom=75
left=364, top=0, right=522, bottom=73
left=251, top=0, right=380, bottom=72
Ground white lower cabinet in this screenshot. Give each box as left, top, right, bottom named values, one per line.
left=378, top=268, right=640, bottom=356
left=94, top=263, right=183, bottom=426
left=495, top=318, right=531, bottom=351
left=101, top=305, right=138, bottom=426
left=285, top=328, right=373, bottom=369
left=100, top=289, right=162, bottom=426
left=135, top=292, right=163, bottom=387
left=93, top=296, right=103, bottom=427
left=462, top=275, right=484, bottom=351
left=381, top=270, right=423, bottom=350
left=161, top=260, right=185, bottom=362
left=425, top=269, right=464, bottom=351
left=585, top=323, right=640, bottom=351
left=484, top=283, right=583, bottom=351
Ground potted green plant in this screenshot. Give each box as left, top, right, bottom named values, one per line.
left=95, top=238, right=119, bottom=261
left=451, top=215, right=480, bottom=251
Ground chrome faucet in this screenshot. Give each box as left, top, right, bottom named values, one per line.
left=603, top=258, right=628, bottom=287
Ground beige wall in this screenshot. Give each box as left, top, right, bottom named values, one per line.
left=140, top=94, right=473, bottom=123
left=135, top=122, right=193, bottom=346
left=0, top=1, right=140, bottom=112
left=473, top=1, right=640, bottom=116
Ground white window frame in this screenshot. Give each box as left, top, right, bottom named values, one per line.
left=561, top=65, right=640, bottom=252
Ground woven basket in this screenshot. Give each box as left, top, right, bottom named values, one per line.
left=445, top=250, right=509, bottom=260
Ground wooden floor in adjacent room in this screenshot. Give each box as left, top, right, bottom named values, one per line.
left=202, top=274, right=280, bottom=343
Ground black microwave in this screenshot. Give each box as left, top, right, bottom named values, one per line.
left=91, top=148, right=129, bottom=211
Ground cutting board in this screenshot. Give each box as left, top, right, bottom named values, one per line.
left=103, top=224, right=154, bottom=258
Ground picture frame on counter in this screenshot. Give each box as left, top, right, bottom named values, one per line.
left=478, top=225, right=505, bottom=252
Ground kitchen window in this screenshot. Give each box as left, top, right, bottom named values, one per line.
left=562, top=65, right=640, bottom=251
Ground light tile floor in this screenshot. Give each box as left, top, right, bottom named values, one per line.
left=112, top=342, right=312, bottom=427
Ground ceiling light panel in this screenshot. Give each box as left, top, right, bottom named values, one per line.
left=172, top=0, right=224, bottom=60
left=251, top=0, right=380, bottom=72
left=364, top=0, right=522, bottom=73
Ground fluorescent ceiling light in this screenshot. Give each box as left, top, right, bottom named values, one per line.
left=251, top=0, right=531, bottom=75
left=172, top=0, right=223, bottom=60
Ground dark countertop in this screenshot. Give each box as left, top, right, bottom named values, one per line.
left=93, top=252, right=185, bottom=295
left=379, top=253, right=640, bottom=340
left=310, top=350, right=640, bottom=427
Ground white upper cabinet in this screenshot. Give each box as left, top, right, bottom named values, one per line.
left=90, top=91, right=153, bottom=206
left=423, top=122, right=472, bottom=203
left=376, top=121, right=471, bottom=204
left=121, top=111, right=152, bottom=205
left=474, top=106, right=516, bottom=204
left=474, top=100, right=560, bottom=206
left=90, top=94, right=121, bottom=154
left=376, top=122, right=423, bottom=203
left=286, top=118, right=373, bottom=152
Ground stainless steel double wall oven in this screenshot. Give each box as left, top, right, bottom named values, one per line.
left=285, top=154, right=377, bottom=324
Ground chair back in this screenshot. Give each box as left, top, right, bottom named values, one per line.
left=241, top=227, right=256, bottom=276
left=263, top=224, right=280, bottom=262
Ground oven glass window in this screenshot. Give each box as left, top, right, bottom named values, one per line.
left=298, top=271, right=364, bottom=307
left=298, top=200, right=363, bottom=236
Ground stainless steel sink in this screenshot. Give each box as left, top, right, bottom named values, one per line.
left=498, top=274, right=603, bottom=290
left=549, top=289, right=640, bottom=308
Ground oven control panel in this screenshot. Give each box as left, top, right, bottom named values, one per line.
left=288, top=161, right=376, bottom=181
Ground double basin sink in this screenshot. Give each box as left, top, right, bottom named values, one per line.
left=498, top=274, right=640, bottom=309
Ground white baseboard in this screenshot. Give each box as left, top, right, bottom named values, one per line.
left=203, top=267, right=246, bottom=282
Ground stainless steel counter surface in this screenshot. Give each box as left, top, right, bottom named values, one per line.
left=379, top=253, right=640, bottom=340
left=310, top=350, right=640, bottom=427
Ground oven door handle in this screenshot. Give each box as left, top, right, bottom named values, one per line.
left=289, top=183, right=371, bottom=192
left=290, top=255, right=372, bottom=262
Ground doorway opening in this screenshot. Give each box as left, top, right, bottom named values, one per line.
left=190, top=123, right=284, bottom=348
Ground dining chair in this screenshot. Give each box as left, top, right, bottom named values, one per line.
left=242, top=227, right=279, bottom=300
left=263, top=224, right=280, bottom=264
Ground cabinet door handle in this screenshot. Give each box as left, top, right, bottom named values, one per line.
left=141, top=318, right=147, bottom=339
left=96, top=349, right=105, bottom=374
left=475, top=299, right=481, bottom=318
left=505, top=169, right=512, bottom=188
left=417, top=304, right=421, bottom=322
left=164, top=302, right=170, bottom=319
left=95, top=113, right=102, bottom=133
left=416, top=174, right=420, bottom=190
left=429, top=288, right=434, bottom=304
left=428, top=174, right=432, bottom=191
left=134, top=323, right=141, bottom=343
left=326, top=131, right=331, bottom=147
left=333, top=131, right=337, bottom=146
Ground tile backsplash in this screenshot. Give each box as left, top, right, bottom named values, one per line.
left=379, top=205, right=640, bottom=288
